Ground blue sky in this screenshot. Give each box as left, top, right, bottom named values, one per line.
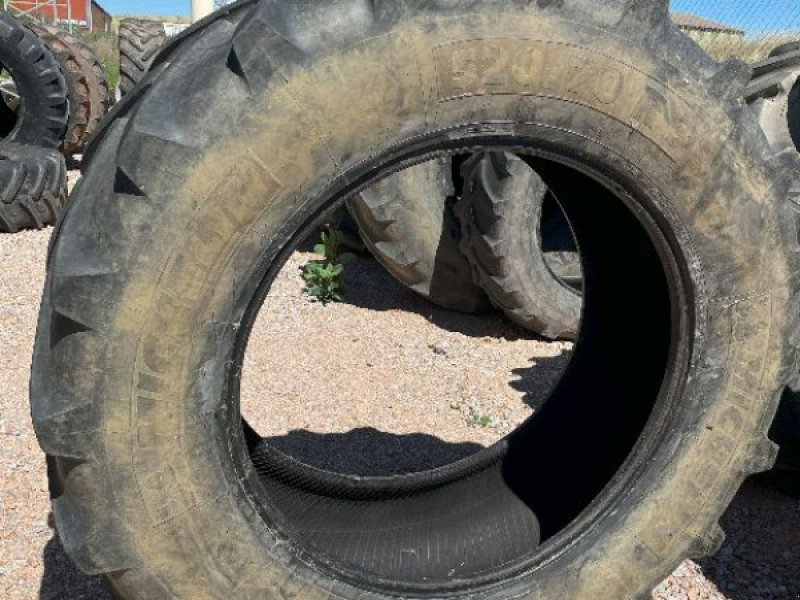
left=100, top=0, right=191, bottom=17
left=671, top=1, right=800, bottom=34
left=100, top=0, right=800, bottom=34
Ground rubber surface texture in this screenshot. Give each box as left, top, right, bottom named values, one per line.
left=31, top=1, right=800, bottom=599
left=347, top=158, right=489, bottom=313
left=0, top=142, right=66, bottom=232
left=769, top=40, right=800, bottom=58
left=747, top=43, right=800, bottom=491
left=457, top=152, right=581, bottom=340
left=118, top=19, right=166, bottom=97
left=27, top=22, right=113, bottom=154
left=0, top=13, right=68, bottom=147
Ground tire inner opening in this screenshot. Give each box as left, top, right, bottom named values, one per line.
left=238, top=152, right=674, bottom=593
left=0, top=64, right=19, bottom=138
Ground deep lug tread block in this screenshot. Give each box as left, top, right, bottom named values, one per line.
left=0, top=142, right=66, bottom=232
left=26, top=22, right=113, bottom=154
left=0, top=12, right=68, bottom=147
left=30, top=2, right=800, bottom=599
left=118, top=19, right=167, bottom=98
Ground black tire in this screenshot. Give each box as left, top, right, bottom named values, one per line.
left=32, top=2, right=800, bottom=599
left=118, top=19, right=166, bottom=97
left=346, top=158, right=489, bottom=313
left=0, top=13, right=68, bottom=147
left=456, top=153, right=581, bottom=340
left=0, top=142, right=66, bottom=232
left=747, top=47, right=800, bottom=493
left=749, top=49, right=800, bottom=82
left=769, top=40, right=800, bottom=58
left=746, top=61, right=800, bottom=159
left=26, top=22, right=113, bottom=154
left=539, top=198, right=582, bottom=289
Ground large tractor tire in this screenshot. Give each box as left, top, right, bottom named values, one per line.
left=456, top=153, right=581, bottom=340
left=0, top=142, right=66, bottom=232
left=346, top=158, right=489, bottom=313
left=0, top=13, right=67, bottom=147
left=746, top=57, right=800, bottom=159
left=118, top=19, right=166, bottom=97
left=31, top=2, right=800, bottom=600
left=747, top=51, right=800, bottom=494
left=26, top=22, right=113, bottom=154
left=769, top=40, right=800, bottom=59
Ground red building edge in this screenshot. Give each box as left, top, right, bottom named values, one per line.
left=7, top=0, right=112, bottom=32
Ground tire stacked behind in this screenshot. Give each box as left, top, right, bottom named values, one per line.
left=746, top=47, right=800, bottom=489
left=119, top=19, right=166, bottom=97
left=26, top=22, right=113, bottom=154
left=0, top=142, right=66, bottom=232
left=0, top=12, right=68, bottom=148
left=456, top=153, right=581, bottom=340
left=346, top=158, right=489, bottom=313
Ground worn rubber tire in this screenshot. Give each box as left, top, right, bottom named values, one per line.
left=26, top=22, right=113, bottom=154
left=118, top=19, right=166, bottom=97
left=769, top=40, right=800, bottom=58
left=747, top=60, right=800, bottom=162
left=539, top=198, right=581, bottom=289
left=0, top=142, right=66, bottom=232
left=747, top=49, right=800, bottom=492
left=346, top=158, right=489, bottom=312
left=456, top=153, right=581, bottom=340
left=0, top=13, right=68, bottom=147
left=31, top=2, right=800, bottom=599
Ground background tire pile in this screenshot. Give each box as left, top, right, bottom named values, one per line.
left=0, top=11, right=112, bottom=233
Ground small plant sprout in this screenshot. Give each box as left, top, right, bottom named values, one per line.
left=466, top=407, right=493, bottom=428
left=303, top=228, right=355, bottom=304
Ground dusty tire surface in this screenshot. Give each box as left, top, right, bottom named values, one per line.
left=31, top=2, right=800, bottom=600
left=457, top=153, right=581, bottom=340
left=346, top=158, right=489, bottom=313
left=747, top=56, right=800, bottom=161
left=118, top=19, right=166, bottom=97
left=0, top=142, right=66, bottom=232
left=0, top=13, right=68, bottom=147
left=747, top=48, right=800, bottom=491
left=26, top=22, right=113, bottom=154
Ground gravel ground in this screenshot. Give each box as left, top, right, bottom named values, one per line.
left=2, top=208, right=799, bottom=598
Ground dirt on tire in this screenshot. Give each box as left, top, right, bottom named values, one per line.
left=30, top=2, right=800, bottom=600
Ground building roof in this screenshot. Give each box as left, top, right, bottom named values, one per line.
left=91, top=0, right=111, bottom=18
left=671, top=12, right=745, bottom=35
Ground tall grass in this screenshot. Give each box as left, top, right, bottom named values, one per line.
left=691, top=33, right=800, bottom=62
left=75, top=30, right=119, bottom=91
left=111, top=14, right=191, bottom=27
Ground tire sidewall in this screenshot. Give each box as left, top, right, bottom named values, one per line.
left=0, top=18, right=64, bottom=146
left=41, top=9, right=794, bottom=600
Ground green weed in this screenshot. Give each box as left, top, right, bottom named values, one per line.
left=303, top=229, right=355, bottom=304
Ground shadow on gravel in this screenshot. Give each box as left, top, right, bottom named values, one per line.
left=697, top=478, right=800, bottom=599
left=263, top=427, right=485, bottom=476
left=509, top=352, right=573, bottom=411
left=39, top=514, right=112, bottom=600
